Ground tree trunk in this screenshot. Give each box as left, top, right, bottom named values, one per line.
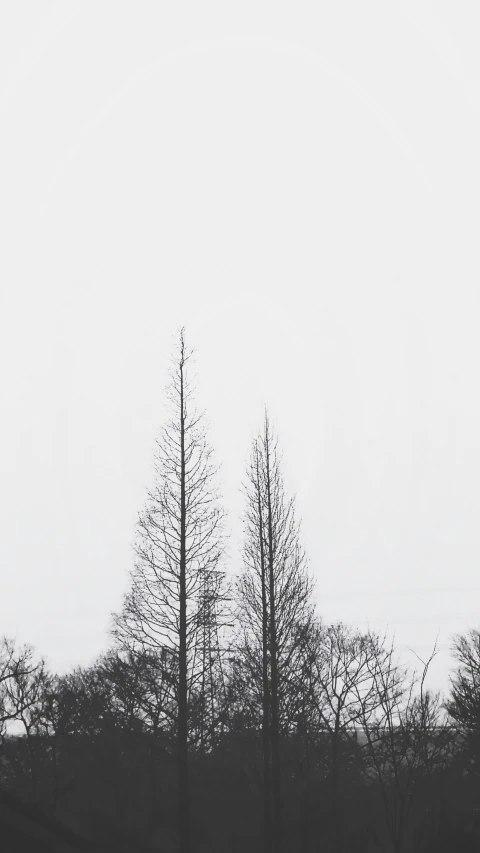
left=178, top=357, right=190, bottom=853
left=258, top=450, right=272, bottom=853
left=331, top=719, right=340, bottom=853
left=302, top=725, right=310, bottom=853
left=265, top=423, right=282, bottom=852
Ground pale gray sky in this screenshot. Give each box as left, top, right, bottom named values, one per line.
left=1, top=2, right=480, bottom=693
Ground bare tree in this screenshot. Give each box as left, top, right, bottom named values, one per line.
left=444, top=627, right=480, bottom=802
left=0, top=637, right=48, bottom=805
left=446, top=628, right=480, bottom=745
left=359, top=639, right=449, bottom=853
left=298, top=622, right=394, bottom=851
left=111, top=329, right=228, bottom=853
left=236, top=413, right=314, bottom=853
left=0, top=637, right=44, bottom=745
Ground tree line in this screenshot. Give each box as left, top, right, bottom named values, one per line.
left=1, top=330, right=480, bottom=853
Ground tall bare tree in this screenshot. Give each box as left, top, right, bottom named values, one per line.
left=236, top=413, right=314, bottom=853
left=111, top=329, right=227, bottom=853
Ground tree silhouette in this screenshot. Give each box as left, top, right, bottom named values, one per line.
left=236, top=413, right=314, bottom=853
left=111, top=329, right=227, bottom=853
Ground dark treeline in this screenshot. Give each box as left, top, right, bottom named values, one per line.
left=1, top=331, right=480, bottom=853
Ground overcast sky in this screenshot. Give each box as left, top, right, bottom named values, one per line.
left=1, top=2, right=480, bottom=692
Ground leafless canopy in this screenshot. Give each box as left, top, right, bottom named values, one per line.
left=112, top=330, right=227, bottom=686
left=236, top=414, right=314, bottom=724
